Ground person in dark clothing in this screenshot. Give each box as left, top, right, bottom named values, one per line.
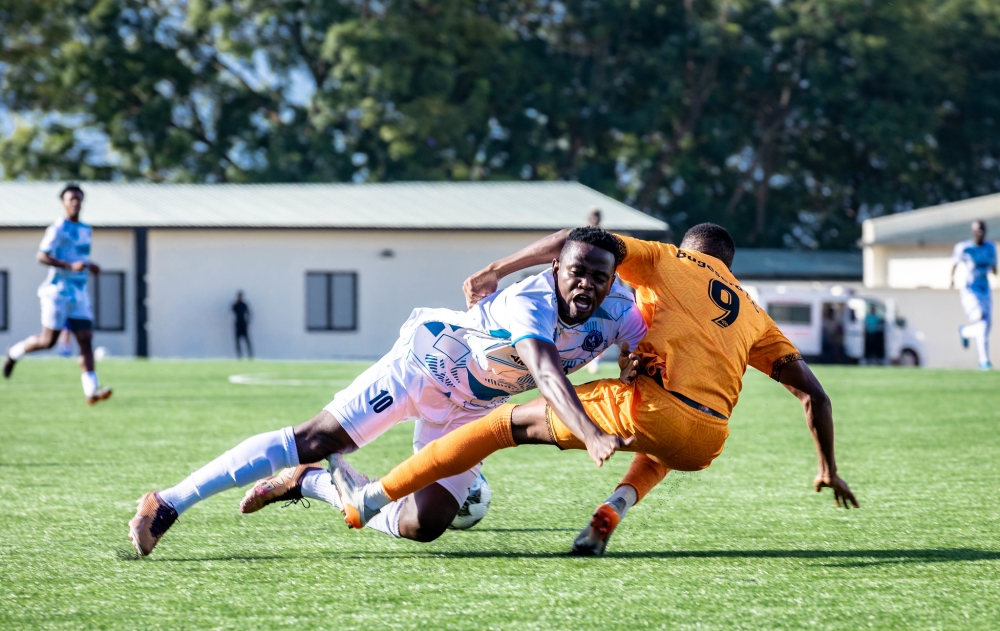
left=864, top=303, right=884, bottom=364
left=233, top=291, right=252, bottom=359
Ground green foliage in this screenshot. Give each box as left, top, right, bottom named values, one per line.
left=1, top=360, right=1000, bottom=628
left=1, top=0, right=999, bottom=248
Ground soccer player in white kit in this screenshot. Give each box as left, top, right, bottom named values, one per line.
left=128, top=227, right=646, bottom=556
left=3, top=184, right=113, bottom=404
left=950, top=220, right=997, bottom=370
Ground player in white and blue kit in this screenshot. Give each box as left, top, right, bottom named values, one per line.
left=3, top=184, right=113, bottom=403
left=129, top=227, right=647, bottom=556
left=950, top=220, right=997, bottom=370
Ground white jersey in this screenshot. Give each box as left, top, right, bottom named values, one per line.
left=952, top=239, right=997, bottom=296
left=402, top=270, right=648, bottom=414
left=38, top=218, right=92, bottom=293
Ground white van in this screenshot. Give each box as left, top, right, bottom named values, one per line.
left=746, top=286, right=926, bottom=366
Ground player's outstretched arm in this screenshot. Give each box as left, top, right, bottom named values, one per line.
left=514, top=337, right=632, bottom=466
left=464, top=229, right=572, bottom=307
left=778, top=359, right=860, bottom=509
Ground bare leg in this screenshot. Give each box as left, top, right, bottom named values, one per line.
left=292, top=410, right=358, bottom=463
left=73, top=328, right=95, bottom=373
left=510, top=397, right=556, bottom=445
left=18, top=327, right=61, bottom=353
left=397, top=483, right=461, bottom=542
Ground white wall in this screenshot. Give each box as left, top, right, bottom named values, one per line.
left=146, top=229, right=551, bottom=359
left=0, top=229, right=135, bottom=359
left=748, top=280, right=1000, bottom=368
left=877, top=287, right=1000, bottom=368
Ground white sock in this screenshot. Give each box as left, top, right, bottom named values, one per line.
left=300, top=468, right=342, bottom=509
left=604, top=484, right=638, bottom=518
left=363, top=481, right=392, bottom=512
left=978, top=320, right=991, bottom=365
left=160, top=426, right=299, bottom=515
left=81, top=371, right=99, bottom=397
left=8, top=342, right=26, bottom=360
left=365, top=499, right=403, bottom=538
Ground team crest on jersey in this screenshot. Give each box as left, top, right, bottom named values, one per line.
left=582, top=330, right=604, bottom=352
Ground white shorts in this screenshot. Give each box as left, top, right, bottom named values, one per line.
left=38, top=283, right=93, bottom=331
left=323, top=339, right=489, bottom=505
left=961, top=290, right=992, bottom=325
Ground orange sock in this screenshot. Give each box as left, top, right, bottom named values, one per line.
left=618, top=453, right=670, bottom=503
left=381, top=404, right=517, bottom=501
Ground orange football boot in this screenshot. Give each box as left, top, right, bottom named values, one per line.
left=328, top=454, right=379, bottom=529
left=86, top=387, right=113, bottom=405
left=570, top=503, right=621, bottom=556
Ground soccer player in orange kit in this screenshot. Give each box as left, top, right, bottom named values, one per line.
left=330, top=223, right=859, bottom=555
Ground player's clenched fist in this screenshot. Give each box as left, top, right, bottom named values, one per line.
left=463, top=268, right=500, bottom=308
left=584, top=431, right=634, bottom=467
left=618, top=343, right=640, bottom=385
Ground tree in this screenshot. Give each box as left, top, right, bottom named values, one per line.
left=3, top=0, right=1000, bottom=250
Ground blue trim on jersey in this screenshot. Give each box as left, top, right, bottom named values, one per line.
left=489, top=328, right=511, bottom=339
left=510, top=334, right=553, bottom=346
left=423, top=321, right=446, bottom=337
left=467, top=371, right=514, bottom=400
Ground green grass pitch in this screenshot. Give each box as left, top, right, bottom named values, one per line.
left=1, top=359, right=999, bottom=629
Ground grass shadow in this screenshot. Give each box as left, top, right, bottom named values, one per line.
left=136, top=548, right=1000, bottom=567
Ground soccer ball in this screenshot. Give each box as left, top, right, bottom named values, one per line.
left=449, top=472, right=491, bottom=530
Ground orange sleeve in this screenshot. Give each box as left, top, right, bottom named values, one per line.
left=614, top=234, right=664, bottom=287
left=748, top=321, right=803, bottom=380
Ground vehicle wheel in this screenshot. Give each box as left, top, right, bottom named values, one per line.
left=898, top=349, right=919, bottom=367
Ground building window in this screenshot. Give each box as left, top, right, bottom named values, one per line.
left=306, top=272, right=357, bottom=331
left=89, top=271, right=126, bottom=331
left=0, top=271, right=7, bottom=331
left=767, top=302, right=812, bottom=325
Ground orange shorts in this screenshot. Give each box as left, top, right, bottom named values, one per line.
left=546, top=376, right=730, bottom=471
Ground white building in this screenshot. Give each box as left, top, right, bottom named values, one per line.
left=862, top=192, right=1000, bottom=289
left=861, top=193, right=1000, bottom=367
left=0, top=182, right=666, bottom=360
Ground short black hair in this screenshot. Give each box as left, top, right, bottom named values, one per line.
left=680, top=222, right=736, bottom=268
left=60, top=183, right=84, bottom=199
left=563, top=226, right=625, bottom=267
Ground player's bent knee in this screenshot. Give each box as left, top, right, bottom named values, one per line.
left=293, top=410, right=357, bottom=462
left=399, top=485, right=460, bottom=543
left=38, top=329, right=60, bottom=349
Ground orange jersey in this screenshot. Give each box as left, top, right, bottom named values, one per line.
left=615, top=235, right=800, bottom=417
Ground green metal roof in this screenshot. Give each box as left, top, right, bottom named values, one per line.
left=0, top=181, right=668, bottom=232
left=731, top=249, right=862, bottom=280
left=862, top=193, right=1000, bottom=246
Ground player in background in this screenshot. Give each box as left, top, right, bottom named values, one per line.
left=332, top=224, right=858, bottom=556
left=3, top=184, right=112, bottom=405
left=950, top=220, right=997, bottom=370
left=232, top=291, right=253, bottom=359
left=127, top=227, right=646, bottom=556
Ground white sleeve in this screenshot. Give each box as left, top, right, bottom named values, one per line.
left=39, top=224, right=60, bottom=254
left=614, top=304, right=648, bottom=351
left=505, top=286, right=557, bottom=346
left=951, top=243, right=964, bottom=264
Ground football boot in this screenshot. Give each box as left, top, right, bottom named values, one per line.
left=328, top=454, right=380, bottom=529
left=2, top=354, right=14, bottom=379
left=240, top=464, right=320, bottom=514
left=128, top=491, right=178, bottom=557
left=86, top=387, right=113, bottom=405
left=569, top=503, right=621, bottom=556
